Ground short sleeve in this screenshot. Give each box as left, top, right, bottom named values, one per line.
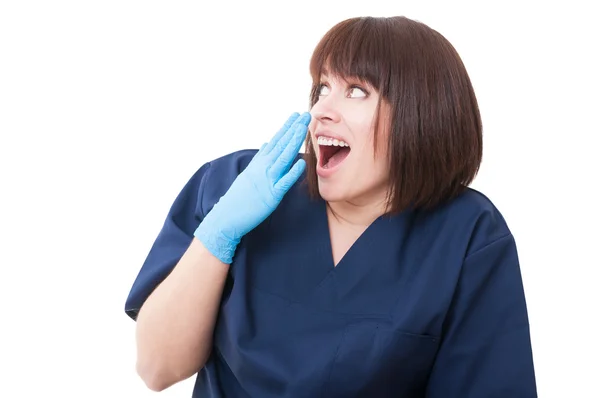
left=124, top=162, right=211, bottom=321
left=425, top=233, right=537, bottom=397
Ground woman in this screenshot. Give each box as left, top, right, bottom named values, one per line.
left=125, top=16, right=537, bottom=397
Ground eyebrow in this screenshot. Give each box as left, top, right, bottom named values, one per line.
left=320, top=74, right=370, bottom=88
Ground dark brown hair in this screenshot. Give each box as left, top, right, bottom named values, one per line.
left=304, top=16, right=483, bottom=214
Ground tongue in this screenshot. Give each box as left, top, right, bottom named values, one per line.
left=325, top=147, right=351, bottom=169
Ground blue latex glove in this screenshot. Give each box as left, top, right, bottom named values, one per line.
left=194, top=112, right=311, bottom=264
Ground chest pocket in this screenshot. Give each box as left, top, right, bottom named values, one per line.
left=322, top=320, right=440, bottom=398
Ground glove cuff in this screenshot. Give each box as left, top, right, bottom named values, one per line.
left=193, top=210, right=240, bottom=264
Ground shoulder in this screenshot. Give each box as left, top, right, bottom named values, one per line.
left=201, top=148, right=259, bottom=176
left=452, top=187, right=514, bottom=257
left=415, top=187, right=514, bottom=258
left=190, top=149, right=259, bottom=216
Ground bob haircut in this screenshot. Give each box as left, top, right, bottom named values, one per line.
left=304, top=16, right=483, bottom=214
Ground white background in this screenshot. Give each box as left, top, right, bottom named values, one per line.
left=1, top=1, right=598, bottom=397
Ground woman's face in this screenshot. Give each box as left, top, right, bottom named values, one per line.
left=309, top=74, right=391, bottom=207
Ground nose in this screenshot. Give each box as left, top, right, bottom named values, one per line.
left=310, top=94, right=342, bottom=127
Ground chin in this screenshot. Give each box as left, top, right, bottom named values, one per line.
left=317, top=180, right=348, bottom=203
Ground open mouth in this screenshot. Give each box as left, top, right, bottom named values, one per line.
left=318, top=139, right=351, bottom=169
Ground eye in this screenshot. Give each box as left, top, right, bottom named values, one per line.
left=348, top=86, right=368, bottom=98
left=316, top=82, right=369, bottom=98
left=317, top=83, right=330, bottom=96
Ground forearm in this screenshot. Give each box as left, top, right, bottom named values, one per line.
left=135, top=237, right=229, bottom=391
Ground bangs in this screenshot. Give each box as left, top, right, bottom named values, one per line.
left=309, top=17, right=391, bottom=103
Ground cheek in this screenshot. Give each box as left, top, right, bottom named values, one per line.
left=347, top=112, right=373, bottom=133
left=308, top=117, right=317, bottom=132
left=351, top=127, right=378, bottom=160
left=352, top=140, right=388, bottom=177
left=308, top=120, right=318, bottom=149
left=345, top=110, right=378, bottom=145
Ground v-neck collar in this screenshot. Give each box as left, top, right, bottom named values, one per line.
left=319, top=199, right=386, bottom=269
left=300, top=197, right=407, bottom=312
left=257, top=182, right=409, bottom=311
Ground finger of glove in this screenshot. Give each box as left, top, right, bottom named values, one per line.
left=256, top=142, right=267, bottom=156
left=262, top=112, right=300, bottom=155
left=274, top=158, right=306, bottom=198
left=269, top=112, right=310, bottom=162
left=269, top=121, right=308, bottom=179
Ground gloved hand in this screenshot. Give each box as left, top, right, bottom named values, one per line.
left=194, top=112, right=311, bottom=264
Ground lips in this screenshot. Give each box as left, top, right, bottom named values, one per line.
left=315, top=135, right=351, bottom=177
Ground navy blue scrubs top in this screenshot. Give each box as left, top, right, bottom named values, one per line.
left=125, top=149, right=537, bottom=397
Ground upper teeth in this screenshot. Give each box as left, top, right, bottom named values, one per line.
left=317, top=136, right=350, bottom=147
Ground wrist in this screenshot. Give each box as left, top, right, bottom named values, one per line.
left=193, top=210, right=240, bottom=264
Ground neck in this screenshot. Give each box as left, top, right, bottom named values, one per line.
left=326, top=197, right=389, bottom=228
